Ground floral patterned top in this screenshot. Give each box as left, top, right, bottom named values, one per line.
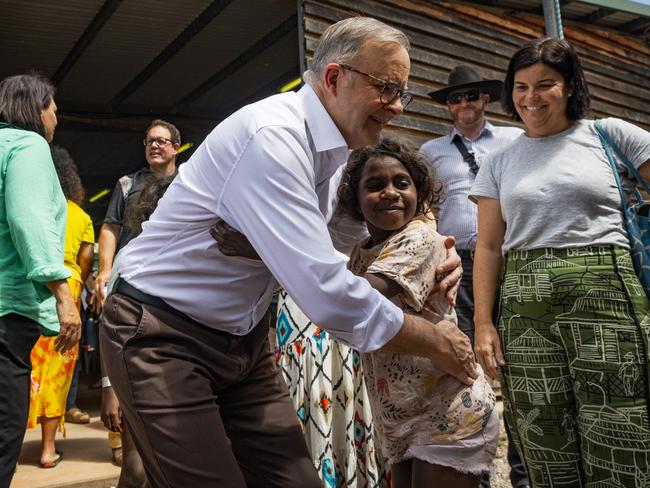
left=349, top=219, right=496, bottom=464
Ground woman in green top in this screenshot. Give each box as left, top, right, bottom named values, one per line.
left=0, top=73, right=81, bottom=487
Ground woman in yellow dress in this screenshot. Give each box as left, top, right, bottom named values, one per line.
left=27, top=146, right=94, bottom=468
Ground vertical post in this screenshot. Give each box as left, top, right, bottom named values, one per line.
left=542, top=0, right=564, bottom=39
left=297, top=0, right=307, bottom=76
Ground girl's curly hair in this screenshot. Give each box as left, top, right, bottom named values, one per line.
left=337, top=137, right=442, bottom=222
left=50, top=145, right=85, bottom=205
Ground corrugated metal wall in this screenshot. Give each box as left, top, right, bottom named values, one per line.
left=301, top=0, right=650, bottom=147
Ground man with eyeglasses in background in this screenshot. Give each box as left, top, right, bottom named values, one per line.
left=96, top=120, right=180, bottom=292
left=420, top=66, right=529, bottom=488
left=93, top=118, right=180, bottom=481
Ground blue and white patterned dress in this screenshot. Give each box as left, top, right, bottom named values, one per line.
left=275, top=292, right=387, bottom=488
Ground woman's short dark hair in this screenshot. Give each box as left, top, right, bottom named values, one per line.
left=0, top=73, right=55, bottom=137
left=337, top=137, right=442, bottom=222
left=503, top=37, right=590, bottom=121
left=51, top=146, right=85, bottom=205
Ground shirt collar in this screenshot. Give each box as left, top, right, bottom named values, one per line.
left=449, top=120, right=495, bottom=143
left=298, top=84, right=348, bottom=154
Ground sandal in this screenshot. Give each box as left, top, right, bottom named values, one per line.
left=112, top=447, right=123, bottom=467
left=66, top=407, right=90, bottom=424
left=40, top=450, right=63, bottom=469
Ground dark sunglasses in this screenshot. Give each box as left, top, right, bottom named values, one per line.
left=447, top=89, right=481, bottom=105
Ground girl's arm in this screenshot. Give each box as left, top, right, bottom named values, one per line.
left=473, top=197, right=506, bottom=380
left=210, top=220, right=260, bottom=260
left=210, top=219, right=465, bottom=304
left=365, top=242, right=476, bottom=385
left=363, top=273, right=402, bottom=300
left=77, top=241, right=95, bottom=285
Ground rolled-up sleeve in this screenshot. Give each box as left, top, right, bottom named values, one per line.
left=219, top=126, right=403, bottom=352
left=5, top=138, right=70, bottom=283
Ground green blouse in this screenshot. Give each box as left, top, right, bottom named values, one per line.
left=0, top=124, right=71, bottom=334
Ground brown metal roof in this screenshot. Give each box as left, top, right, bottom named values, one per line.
left=0, top=0, right=299, bottom=224
left=0, top=0, right=299, bottom=117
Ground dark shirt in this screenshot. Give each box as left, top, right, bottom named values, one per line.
left=104, top=167, right=172, bottom=251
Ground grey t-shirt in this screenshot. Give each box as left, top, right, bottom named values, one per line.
left=469, top=118, right=650, bottom=255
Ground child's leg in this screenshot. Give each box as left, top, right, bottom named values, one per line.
left=117, top=420, right=148, bottom=488
left=391, top=459, right=413, bottom=488
left=412, top=459, right=480, bottom=488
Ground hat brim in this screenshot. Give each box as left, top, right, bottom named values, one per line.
left=428, top=80, right=504, bottom=105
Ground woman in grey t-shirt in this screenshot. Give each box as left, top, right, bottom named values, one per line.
left=470, top=37, right=650, bottom=487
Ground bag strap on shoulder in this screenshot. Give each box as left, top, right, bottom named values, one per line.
left=451, top=134, right=478, bottom=174
left=594, top=119, right=650, bottom=197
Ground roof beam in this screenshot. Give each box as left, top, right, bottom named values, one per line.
left=213, top=68, right=300, bottom=121
left=577, top=0, right=650, bottom=17
left=618, top=16, right=650, bottom=33
left=52, top=0, right=122, bottom=84
left=58, top=113, right=217, bottom=133
left=461, top=0, right=501, bottom=5
left=109, top=0, right=235, bottom=110
left=170, top=14, right=297, bottom=114
left=576, top=6, right=615, bottom=24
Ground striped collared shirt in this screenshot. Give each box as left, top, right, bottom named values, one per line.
left=420, top=121, right=523, bottom=250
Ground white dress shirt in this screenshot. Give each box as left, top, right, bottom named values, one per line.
left=118, top=85, right=403, bottom=352
left=420, top=122, right=522, bottom=250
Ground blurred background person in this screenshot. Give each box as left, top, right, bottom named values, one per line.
left=26, top=145, right=94, bottom=468
left=94, top=119, right=180, bottom=310
left=0, top=73, right=80, bottom=486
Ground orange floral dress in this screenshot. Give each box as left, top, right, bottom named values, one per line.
left=27, top=200, right=93, bottom=429
left=26, top=279, right=81, bottom=429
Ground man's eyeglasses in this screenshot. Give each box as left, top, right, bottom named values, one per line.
left=447, top=89, right=481, bottom=105
left=143, top=137, right=173, bottom=147
left=338, top=64, right=413, bottom=109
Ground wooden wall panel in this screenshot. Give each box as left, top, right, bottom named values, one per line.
left=301, top=0, right=650, bottom=147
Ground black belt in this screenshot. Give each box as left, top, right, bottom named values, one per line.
left=114, top=277, right=193, bottom=323
left=457, top=249, right=475, bottom=260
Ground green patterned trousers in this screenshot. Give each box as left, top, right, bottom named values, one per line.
left=497, top=247, right=650, bottom=488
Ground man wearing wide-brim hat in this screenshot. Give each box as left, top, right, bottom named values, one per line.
left=421, top=65, right=531, bottom=488
left=427, top=65, right=504, bottom=105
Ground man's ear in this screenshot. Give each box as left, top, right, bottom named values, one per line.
left=322, top=63, right=344, bottom=97
left=482, top=92, right=491, bottom=104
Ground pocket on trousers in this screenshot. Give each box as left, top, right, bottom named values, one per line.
left=104, top=294, right=147, bottom=347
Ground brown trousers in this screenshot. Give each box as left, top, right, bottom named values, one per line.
left=100, top=292, right=321, bottom=488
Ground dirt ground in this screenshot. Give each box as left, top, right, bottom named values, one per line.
left=490, top=414, right=514, bottom=488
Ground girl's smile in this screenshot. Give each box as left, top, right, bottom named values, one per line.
left=357, top=155, right=418, bottom=245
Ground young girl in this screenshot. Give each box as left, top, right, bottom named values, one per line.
left=337, top=138, right=498, bottom=488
